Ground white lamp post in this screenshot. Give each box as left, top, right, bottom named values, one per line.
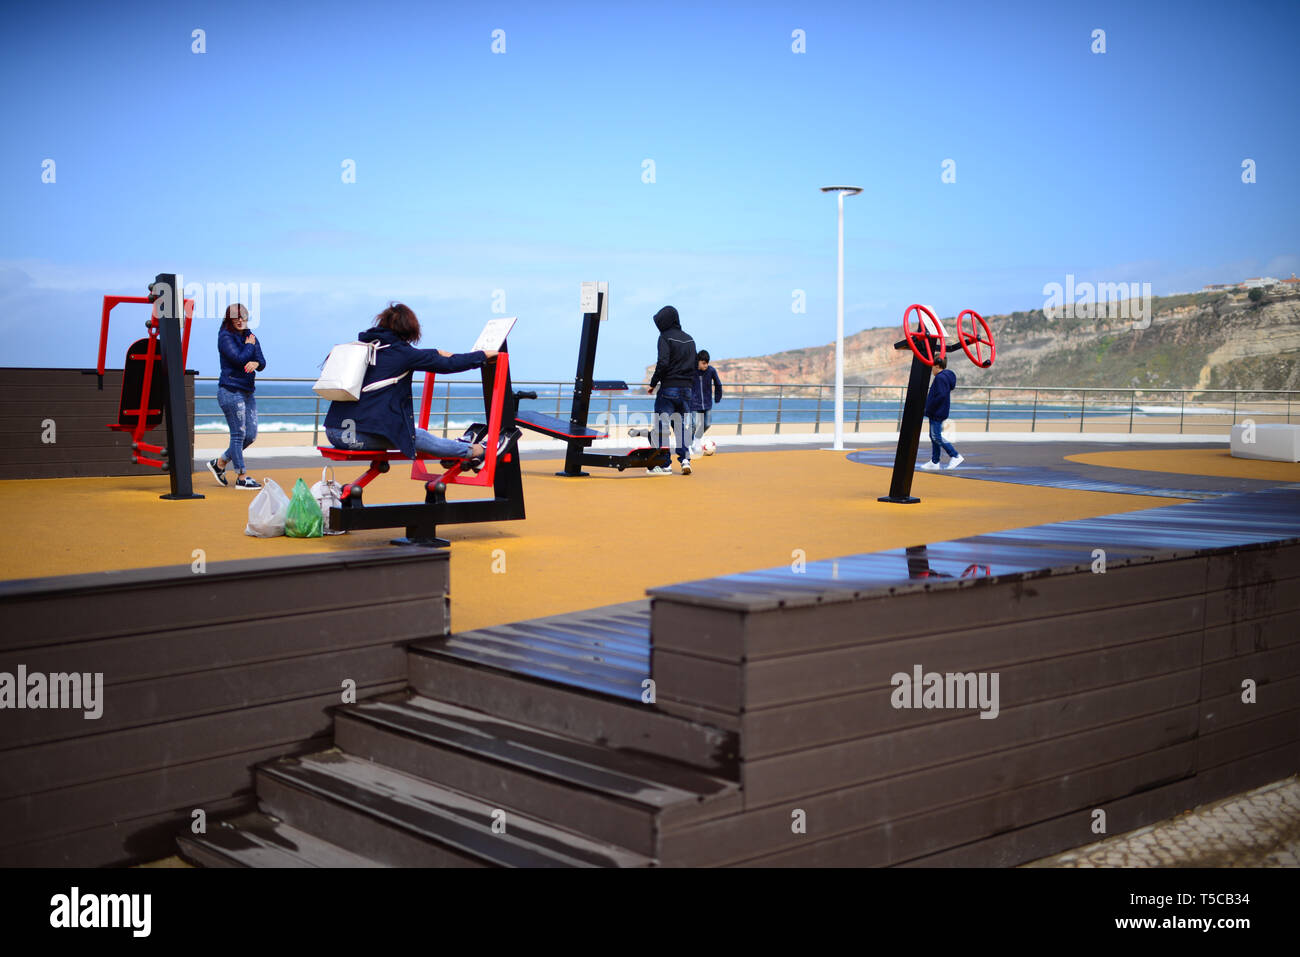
left=820, top=186, right=862, bottom=450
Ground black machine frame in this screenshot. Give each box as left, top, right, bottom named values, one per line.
left=515, top=288, right=670, bottom=476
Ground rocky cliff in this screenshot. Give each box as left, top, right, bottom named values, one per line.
left=649, top=290, right=1300, bottom=393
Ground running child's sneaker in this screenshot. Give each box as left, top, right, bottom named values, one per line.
left=681, top=459, right=692, bottom=475
left=207, top=459, right=228, bottom=487
left=235, top=475, right=262, bottom=490
left=946, top=455, right=965, bottom=470
left=919, top=461, right=942, bottom=470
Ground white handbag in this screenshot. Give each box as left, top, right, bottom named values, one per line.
left=313, top=340, right=408, bottom=401
left=310, top=467, right=346, bottom=535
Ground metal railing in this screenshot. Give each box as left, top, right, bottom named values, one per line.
left=193, top=377, right=1298, bottom=442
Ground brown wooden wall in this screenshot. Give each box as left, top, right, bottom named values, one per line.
left=0, top=367, right=196, bottom=479
left=649, top=541, right=1300, bottom=867
left=0, top=548, right=450, bottom=866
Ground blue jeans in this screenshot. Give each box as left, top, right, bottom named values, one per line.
left=653, top=387, right=693, bottom=463
left=692, top=410, right=713, bottom=442
left=218, top=386, right=257, bottom=472
left=929, top=418, right=958, bottom=463
left=326, top=425, right=471, bottom=458
left=416, top=428, right=472, bottom=458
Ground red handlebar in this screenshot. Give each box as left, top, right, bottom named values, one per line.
left=957, top=309, right=995, bottom=368
left=903, top=304, right=945, bottom=366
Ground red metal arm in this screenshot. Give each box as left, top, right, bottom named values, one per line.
left=411, top=353, right=510, bottom=489
left=418, top=371, right=435, bottom=430
left=182, top=298, right=194, bottom=367
left=98, top=294, right=196, bottom=375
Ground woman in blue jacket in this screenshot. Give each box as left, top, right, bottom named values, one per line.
left=322, top=303, right=496, bottom=465
left=208, top=303, right=266, bottom=489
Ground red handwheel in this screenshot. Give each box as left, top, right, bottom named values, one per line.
left=957, top=309, right=995, bottom=368
left=903, top=304, right=945, bottom=366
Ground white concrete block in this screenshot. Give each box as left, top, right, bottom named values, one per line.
left=1230, top=423, right=1300, bottom=462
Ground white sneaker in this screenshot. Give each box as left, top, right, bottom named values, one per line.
left=646, top=466, right=671, bottom=476
left=681, top=459, right=692, bottom=475
left=946, top=455, right=965, bottom=470
left=919, top=461, right=942, bottom=470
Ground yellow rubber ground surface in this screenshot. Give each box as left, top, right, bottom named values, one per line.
left=0, top=451, right=1181, bottom=632
left=1067, top=448, right=1300, bottom=481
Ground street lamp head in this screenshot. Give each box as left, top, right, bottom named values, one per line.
left=820, top=186, right=863, bottom=196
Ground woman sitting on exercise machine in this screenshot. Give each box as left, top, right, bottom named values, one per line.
left=323, top=302, right=497, bottom=467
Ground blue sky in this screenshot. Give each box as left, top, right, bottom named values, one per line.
left=2, top=0, right=1297, bottom=381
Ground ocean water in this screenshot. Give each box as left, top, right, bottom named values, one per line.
left=195, top=381, right=1208, bottom=433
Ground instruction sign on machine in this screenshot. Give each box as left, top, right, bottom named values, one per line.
left=472, top=316, right=518, bottom=353
left=579, top=281, right=609, bottom=321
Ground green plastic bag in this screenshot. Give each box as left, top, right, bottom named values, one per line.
left=284, top=477, right=324, bottom=538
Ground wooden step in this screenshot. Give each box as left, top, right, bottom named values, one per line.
left=409, top=600, right=739, bottom=774
left=177, top=811, right=382, bottom=867
left=256, top=750, right=652, bottom=867
left=333, top=696, right=741, bottom=856
left=415, top=601, right=653, bottom=699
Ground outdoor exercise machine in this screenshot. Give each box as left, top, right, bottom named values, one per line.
left=514, top=282, right=670, bottom=476
left=91, top=272, right=202, bottom=500
left=318, top=345, right=525, bottom=547
left=879, top=304, right=996, bottom=504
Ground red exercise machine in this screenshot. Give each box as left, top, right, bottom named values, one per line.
left=93, top=272, right=202, bottom=500
left=880, top=304, right=996, bottom=504
left=318, top=347, right=525, bottom=546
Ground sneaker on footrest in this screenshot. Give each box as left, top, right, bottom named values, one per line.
left=456, top=423, right=489, bottom=445
left=497, top=426, right=523, bottom=457
left=465, top=427, right=523, bottom=473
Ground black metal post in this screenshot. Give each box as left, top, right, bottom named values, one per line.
left=559, top=292, right=602, bottom=476
left=481, top=342, right=526, bottom=520
left=153, top=273, right=202, bottom=500
left=878, top=338, right=937, bottom=504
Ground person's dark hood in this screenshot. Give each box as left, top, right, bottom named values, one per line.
left=359, top=327, right=401, bottom=345
left=653, top=306, right=680, bottom=332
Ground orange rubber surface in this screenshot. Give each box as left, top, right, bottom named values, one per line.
left=0, top=450, right=1183, bottom=633
left=1066, top=447, right=1300, bottom=481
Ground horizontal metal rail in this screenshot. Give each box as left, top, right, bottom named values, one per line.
left=193, top=377, right=1300, bottom=439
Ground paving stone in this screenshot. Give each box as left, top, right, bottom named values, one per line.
left=1025, top=775, right=1300, bottom=868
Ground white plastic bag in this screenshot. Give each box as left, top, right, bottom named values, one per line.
left=311, top=466, right=346, bottom=535
left=244, top=477, right=290, bottom=537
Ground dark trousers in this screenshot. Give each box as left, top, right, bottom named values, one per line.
left=652, top=387, right=692, bottom=463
